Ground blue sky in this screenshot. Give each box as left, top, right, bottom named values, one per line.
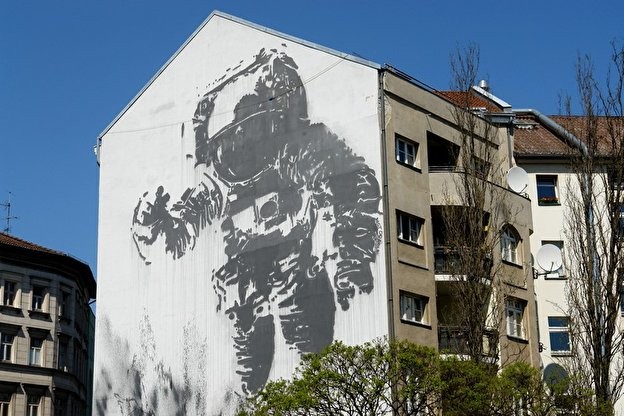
left=1, top=0, right=622, bottom=277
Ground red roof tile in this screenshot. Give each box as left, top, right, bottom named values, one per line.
left=0, top=232, right=65, bottom=256
left=513, top=114, right=574, bottom=157
left=515, top=114, right=624, bottom=158
left=436, top=90, right=503, bottom=113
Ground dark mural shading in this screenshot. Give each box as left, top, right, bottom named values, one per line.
left=94, top=316, right=214, bottom=416
left=131, top=48, right=382, bottom=394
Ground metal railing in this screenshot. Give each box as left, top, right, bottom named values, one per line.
left=438, top=326, right=497, bottom=357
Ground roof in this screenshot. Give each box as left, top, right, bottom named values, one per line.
left=435, top=90, right=505, bottom=113
left=513, top=113, right=575, bottom=158
left=0, top=232, right=65, bottom=256
left=97, top=10, right=380, bottom=140
left=514, top=113, right=624, bottom=159
left=0, top=233, right=96, bottom=298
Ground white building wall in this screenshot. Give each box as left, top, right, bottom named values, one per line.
left=524, top=162, right=624, bottom=415
left=94, top=13, right=388, bottom=416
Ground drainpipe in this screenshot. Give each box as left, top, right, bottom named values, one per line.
left=379, top=70, right=395, bottom=341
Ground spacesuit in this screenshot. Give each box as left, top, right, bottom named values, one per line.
left=132, top=48, right=381, bottom=393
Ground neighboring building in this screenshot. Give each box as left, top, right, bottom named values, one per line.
left=459, top=84, right=624, bottom=413
left=93, top=11, right=539, bottom=415
left=0, top=233, right=96, bottom=416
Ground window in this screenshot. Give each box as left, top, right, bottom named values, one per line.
left=470, top=155, right=490, bottom=178
left=31, top=286, right=45, bottom=311
left=59, top=290, right=71, bottom=318
left=395, top=136, right=419, bottom=168
left=397, top=212, right=424, bottom=246
left=0, top=393, right=11, bottom=416
left=548, top=317, right=571, bottom=354
left=29, top=338, right=43, bottom=366
left=608, top=168, right=624, bottom=191
left=2, top=281, right=16, bottom=307
left=27, top=395, right=40, bottom=416
left=500, top=226, right=520, bottom=264
left=536, top=175, right=559, bottom=205
left=541, top=240, right=565, bottom=277
left=0, top=335, right=13, bottom=362
left=400, top=292, right=427, bottom=324
left=58, top=339, right=68, bottom=371
left=54, top=396, right=67, bottom=416
left=617, top=205, right=624, bottom=238
left=506, top=298, right=526, bottom=339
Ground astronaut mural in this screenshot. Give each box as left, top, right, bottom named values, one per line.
left=128, top=47, right=382, bottom=395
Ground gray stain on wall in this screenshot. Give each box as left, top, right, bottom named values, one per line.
left=131, top=48, right=382, bottom=394
left=94, top=316, right=214, bottom=416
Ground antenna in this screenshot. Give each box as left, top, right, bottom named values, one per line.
left=1, top=192, right=18, bottom=234
left=536, top=244, right=563, bottom=273
left=506, top=166, right=529, bottom=194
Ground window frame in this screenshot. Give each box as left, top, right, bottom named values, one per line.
left=548, top=316, right=572, bottom=355
left=2, top=281, right=16, bottom=307
left=399, top=292, right=428, bottom=325
left=31, top=285, right=46, bottom=312
left=29, top=338, right=43, bottom=366
left=395, top=135, right=419, bottom=169
left=536, top=175, right=559, bottom=205
left=500, top=226, right=521, bottom=265
left=27, top=395, right=40, bottom=416
left=0, top=334, right=13, bottom=362
left=0, top=392, right=11, bottom=416
left=397, top=211, right=424, bottom=247
left=506, top=298, right=526, bottom=339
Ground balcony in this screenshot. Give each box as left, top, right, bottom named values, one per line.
left=434, top=246, right=493, bottom=278
left=429, top=165, right=458, bottom=173
left=438, top=326, right=497, bottom=358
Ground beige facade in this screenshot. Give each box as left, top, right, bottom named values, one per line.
left=0, top=233, right=96, bottom=416
left=382, top=70, right=540, bottom=366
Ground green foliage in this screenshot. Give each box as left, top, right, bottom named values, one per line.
left=238, top=339, right=595, bottom=416
left=440, top=356, right=497, bottom=416
left=237, top=338, right=442, bottom=415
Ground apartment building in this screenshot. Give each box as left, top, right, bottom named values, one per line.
left=0, top=233, right=96, bottom=416
left=93, top=11, right=539, bottom=415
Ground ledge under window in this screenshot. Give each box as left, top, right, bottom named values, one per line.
left=507, top=335, right=529, bottom=344
left=398, top=238, right=424, bottom=249
left=400, top=319, right=432, bottom=329
left=501, top=259, right=523, bottom=269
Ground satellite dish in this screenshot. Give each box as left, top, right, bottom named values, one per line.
left=507, top=166, right=529, bottom=193
left=536, top=244, right=563, bottom=272
left=543, top=363, right=569, bottom=388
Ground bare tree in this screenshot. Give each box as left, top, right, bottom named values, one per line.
left=437, top=44, right=523, bottom=364
left=562, top=41, right=624, bottom=415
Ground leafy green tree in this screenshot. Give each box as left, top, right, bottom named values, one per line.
left=439, top=356, right=497, bottom=415
left=239, top=338, right=591, bottom=415
left=237, top=339, right=442, bottom=415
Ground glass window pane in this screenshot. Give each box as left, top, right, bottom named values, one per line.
left=548, top=317, right=568, bottom=327
left=550, top=331, right=570, bottom=352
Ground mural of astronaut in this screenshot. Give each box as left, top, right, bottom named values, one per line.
left=131, top=47, right=382, bottom=394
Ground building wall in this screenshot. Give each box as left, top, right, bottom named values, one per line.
left=382, top=72, right=539, bottom=366
left=94, top=13, right=388, bottom=415
left=521, top=161, right=624, bottom=414
left=0, top=258, right=92, bottom=416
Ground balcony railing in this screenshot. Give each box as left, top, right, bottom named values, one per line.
left=438, top=326, right=497, bottom=357
left=434, top=246, right=493, bottom=276
left=428, top=165, right=458, bottom=173
left=434, top=246, right=459, bottom=274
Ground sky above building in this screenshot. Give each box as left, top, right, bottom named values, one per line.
left=1, top=0, right=622, bottom=277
